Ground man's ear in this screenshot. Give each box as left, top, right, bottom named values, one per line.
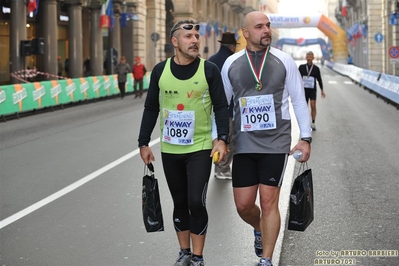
left=242, top=28, right=249, bottom=38
left=171, top=36, right=178, bottom=47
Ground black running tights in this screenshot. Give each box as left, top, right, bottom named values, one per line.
left=161, top=150, right=212, bottom=235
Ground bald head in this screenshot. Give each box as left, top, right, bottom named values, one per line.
left=242, top=11, right=271, bottom=51
left=242, top=11, right=269, bottom=28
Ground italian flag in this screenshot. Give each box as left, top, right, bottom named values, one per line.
left=341, top=0, right=347, bottom=17
left=100, top=0, right=112, bottom=28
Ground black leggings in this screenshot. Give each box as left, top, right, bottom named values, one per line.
left=161, top=150, right=212, bottom=235
left=118, top=82, right=126, bottom=98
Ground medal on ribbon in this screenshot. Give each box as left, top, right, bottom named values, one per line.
left=245, top=47, right=269, bottom=91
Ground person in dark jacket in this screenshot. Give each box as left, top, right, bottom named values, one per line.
left=208, top=32, right=238, bottom=180
left=115, top=56, right=131, bottom=99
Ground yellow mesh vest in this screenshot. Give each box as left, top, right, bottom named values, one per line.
left=158, top=58, right=213, bottom=154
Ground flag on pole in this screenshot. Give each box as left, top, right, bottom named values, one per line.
left=205, top=21, right=212, bottom=38
left=341, top=0, right=347, bottom=17
left=27, top=0, right=39, bottom=15
left=100, top=0, right=114, bottom=28
left=213, top=21, right=219, bottom=36
left=34, top=0, right=39, bottom=15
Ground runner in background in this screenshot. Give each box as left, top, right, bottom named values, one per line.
left=298, top=51, right=325, bottom=131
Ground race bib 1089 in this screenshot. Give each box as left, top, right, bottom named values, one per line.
left=162, top=109, right=195, bottom=145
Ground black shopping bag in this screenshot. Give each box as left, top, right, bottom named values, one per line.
left=288, top=163, right=314, bottom=231
left=142, top=163, right=164, bottom=232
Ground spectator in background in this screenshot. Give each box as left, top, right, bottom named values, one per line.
left=132, top=56, right=147, bottom=98
left=347, top=54, right=354, bottom=65
left=115, top=56, right=131, bottom=99
left=64, top=58, right=69, bottom=77
left=57, top=56, right=64, bottom=77
left=83, top=58, right=91, bottom=77
left=208, top=32, right=238, bottom=180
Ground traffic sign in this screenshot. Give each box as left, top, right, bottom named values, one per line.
left=374, top=33, right=383, bottom=43
left=388, top=46, right=399, bottom=59
left=151, top=32, right=160, bottom=42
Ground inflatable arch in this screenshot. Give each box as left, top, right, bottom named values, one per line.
left=275, top=38, right=331, bottom=61
left=236, top=14, right=347, bottom=63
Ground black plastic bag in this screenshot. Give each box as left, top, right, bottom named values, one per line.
left=142, top=163, right=164, bottom=232
left=288, top=163, right=314, bottom=231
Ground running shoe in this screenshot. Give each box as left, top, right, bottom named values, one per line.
left=254, top=229, right=263, bottom=257
left=174, top=250, right=191, bottom=266
left=258, top=257, right=273, bottom=266
left=311, top=122, right=316, bottom=131
left=190, top=256, right=205, bottom=266
left=215, top=171, right=232, bottom=180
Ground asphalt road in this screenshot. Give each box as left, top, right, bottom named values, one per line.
left=1, top=65, right=398, bottom=266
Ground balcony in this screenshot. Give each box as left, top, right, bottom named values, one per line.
left=227, top=0, right=245, bottom=13
left=347, top=0, right=357, bottom=7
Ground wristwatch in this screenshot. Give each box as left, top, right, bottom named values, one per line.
left=218, top=135, right=229, bottom=144
left=301, top=137, right=312, bottom=144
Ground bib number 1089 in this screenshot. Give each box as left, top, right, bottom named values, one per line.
left=166, top=127, right=188, bottom=138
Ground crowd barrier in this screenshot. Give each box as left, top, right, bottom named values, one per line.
left=326, top=61, right=399, bottom=106
left=0, top=73, right=150, bottom=117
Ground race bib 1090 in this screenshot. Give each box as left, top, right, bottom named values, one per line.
left=239, top=94, right=276, bottom=132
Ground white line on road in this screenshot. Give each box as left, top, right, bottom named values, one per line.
left=1, top=123, right=300, bottom=266
left=0, top=139, right=160, bottom=230
left=273, top=106, right=300, bottom=266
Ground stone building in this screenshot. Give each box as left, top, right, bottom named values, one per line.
left=334, top=0, right=399, bottom=75
left=0, top=0, right=279, bottom=85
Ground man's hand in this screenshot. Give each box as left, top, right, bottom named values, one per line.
left=140, top=146, right=155, bottom=165
left=289, top=140, right=311, bottom=162
left=211, top=139, right=229, bottom=164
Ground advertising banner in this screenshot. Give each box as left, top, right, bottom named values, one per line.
left=0, top=73, right=150, bottom=117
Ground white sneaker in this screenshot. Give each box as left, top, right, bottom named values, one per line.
left=215, top=171, right=232, bottom=180
left=311, top=123, right=316, bottom=131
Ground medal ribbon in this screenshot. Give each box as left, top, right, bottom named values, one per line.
left=245, top=47, right=269, bottom=91
left=306, top=64, right=314, bottom=78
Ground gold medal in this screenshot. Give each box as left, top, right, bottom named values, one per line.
left=245, top=47, right=269, bottom=91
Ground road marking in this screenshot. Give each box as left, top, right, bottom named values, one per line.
left=344, top=81, right=353, bottom=84
left=328, top=81, right=337, bottom=84
left=0, top=139, right=160, bottom=230
left=1, top=117, right=301, bottom=265
left=273, top=106, right=300, bottom=266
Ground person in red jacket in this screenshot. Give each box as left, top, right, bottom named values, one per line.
left=132, top=56, right=147, bottom=98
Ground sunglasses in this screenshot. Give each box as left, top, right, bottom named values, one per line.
left=171, top=24, right=200, bottom=35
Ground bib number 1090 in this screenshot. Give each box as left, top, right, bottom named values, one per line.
left=244, top=113, right=269, bottom=123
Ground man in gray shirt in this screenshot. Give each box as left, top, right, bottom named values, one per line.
left=221, top=11, right=312, bottom=266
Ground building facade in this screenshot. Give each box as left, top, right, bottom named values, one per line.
left=0, top=0, right=279, bottom=85
left=334, top=0, right=399, bottom=75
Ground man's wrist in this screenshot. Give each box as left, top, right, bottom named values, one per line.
left=301, top=137, right=312, bottom=144
left=218, top=134, right=229, bottom=144
left=139, top=145, right=148, bottom=149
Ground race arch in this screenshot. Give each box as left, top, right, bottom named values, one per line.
left=236, top=14, right=347, bottom=63
left=275, top=38, right=331, bottom=60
